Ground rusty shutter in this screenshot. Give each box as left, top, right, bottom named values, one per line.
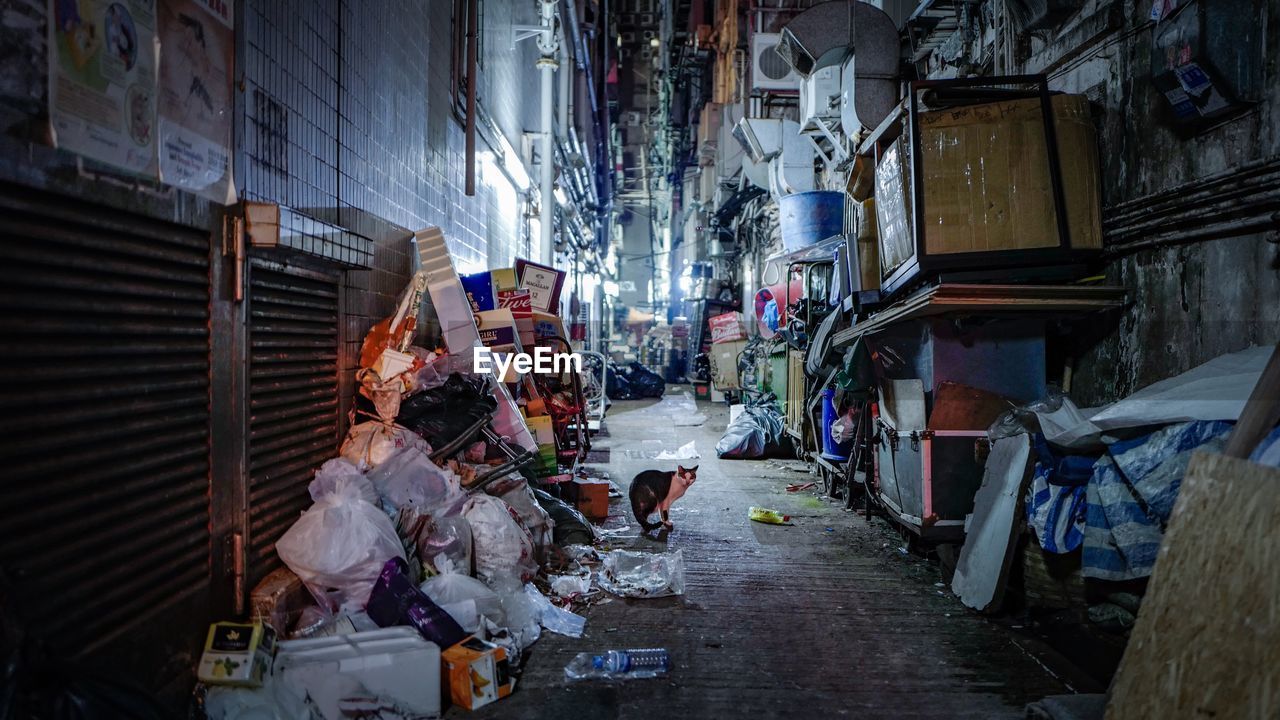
left=245, top=258, right=343, bottom=585
left=0, top=184, right=212, bottom=662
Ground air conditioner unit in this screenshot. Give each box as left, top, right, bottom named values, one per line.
left=799, top=65, right=842, bottom=132
left=751, top=33, right=801, bottom=92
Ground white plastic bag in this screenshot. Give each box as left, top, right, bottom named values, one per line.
left=830, top=414, right=855, bottom=444
left=490, top=478, right=555, bottom=558
left=276, top=459, right=406, bottom=610
left=420, top=561, right=505, bottom=633
left=461, top=495, right=537, bottom=590
left=367, top=445, right=465, bottom=514
left=339, top=421, right=431, bottom=472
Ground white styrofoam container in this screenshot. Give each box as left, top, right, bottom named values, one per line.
left=276, top=627, right=441, bottom=720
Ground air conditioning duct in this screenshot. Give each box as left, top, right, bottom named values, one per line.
left=776, top=1, right=900, bottom=134
left=767, top=119, right=816, bottom=200
left=731, top=117, right=784, bottom=164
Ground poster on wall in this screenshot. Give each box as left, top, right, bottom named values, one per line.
left=47, top=0, right=159, bottom=175
left=156, top=0, right=234, bottom=203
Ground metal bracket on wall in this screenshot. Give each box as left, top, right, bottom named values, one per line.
left=222, top=532, right=246, bottom=617
left=221, top=212, right=246, bottom=303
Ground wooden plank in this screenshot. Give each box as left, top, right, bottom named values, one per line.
left=831, top=283, right=1126, bottom=346
left=1106, top=452, right=1280, bottom=720
left=1222, top=342, right=1280, bottom=458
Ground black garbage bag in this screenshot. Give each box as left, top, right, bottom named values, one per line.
left=716, top=401, right=790, bottom=459
left=691, top=353, right=711, bottom=383
left=605, top=362, right=634, bottom=400
left=622, top=362, right=665, bottom=399
left=532, top=488, right=597, bottom=546
left=357, top=373, right=497, bottom=449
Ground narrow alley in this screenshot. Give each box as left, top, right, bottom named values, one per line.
left=475, top=393, right=1082, bottom=719
left=1, top=0, right=1277, bottom=719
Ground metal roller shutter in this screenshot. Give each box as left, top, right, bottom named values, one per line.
left=245, top=259, right=343, bottom=585
left=0, top=184, right=212, bottom=661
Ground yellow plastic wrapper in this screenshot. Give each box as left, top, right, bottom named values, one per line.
left=748, top=507, right=791, bottom=525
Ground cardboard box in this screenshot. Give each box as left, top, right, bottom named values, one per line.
left=709, top=340, right=748, bottom=390
left=497, top=289, right=535, bottom=348
left=442, top=636, right=515, bottom=710
left=197, top=621, right=276, bottom=687
left=515, top=259, right=565, bottom=314
left=460, top=272, right=496, bottom=313
left=490, top=267, right=518, bottom=292
left=532, top=311, right=566, bottom=342
left=876, top=94, right=1103, bottom=278
left=570, top=478, right=609, bottom=520
left=708, top=312, right=747, bottom=344
left=249, top=567, right=309, bottom=635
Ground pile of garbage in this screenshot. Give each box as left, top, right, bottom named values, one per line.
left=605, top=361, right=666, bottom=400
left=194, top=255, right=686, bottom=718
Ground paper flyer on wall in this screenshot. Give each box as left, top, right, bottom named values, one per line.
left=48, top=0, right=159, bottom=176
left=156, top=0, right=235, bottom=203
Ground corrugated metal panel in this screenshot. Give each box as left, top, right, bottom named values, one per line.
left=246, top=260, right=341, bottom=584
left=0, top=185, right=211, bottom=657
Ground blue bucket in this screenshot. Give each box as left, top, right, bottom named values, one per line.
left=821, top=388, right=853, bottom=461
left=779, top=191, right=845, bottom=253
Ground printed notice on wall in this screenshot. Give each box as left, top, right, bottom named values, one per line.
left=48, top=0, right=159, bottom=175
left=156, top=0, right=234, bottom=203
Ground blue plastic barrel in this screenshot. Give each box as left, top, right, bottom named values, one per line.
left=821, top=388, right=853, bottom=461
left=779, top=191, right=845, bottom=253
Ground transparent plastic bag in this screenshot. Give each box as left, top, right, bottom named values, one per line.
left=366, top=445, right=465, bottom=515
left=489, top=477, right=555, bottom=559
left=275, top=460, right=406, bottom=611
left=522, top=583, right=585, bottom=638
left=462, top=495, right=538, bottom=590
left=403, top=347, right=451, bottom=395
left=596, top=549, right=685, bottom=598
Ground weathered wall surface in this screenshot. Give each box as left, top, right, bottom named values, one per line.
left=1036, top=0, right=1280, bottom=404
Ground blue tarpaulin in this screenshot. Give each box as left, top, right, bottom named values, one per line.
left=1082, top=420, right=1233, bottom=581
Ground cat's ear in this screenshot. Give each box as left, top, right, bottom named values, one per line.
left=677, top=465, right=686, bottom=473
left=688, top=466, right=698, bottom=473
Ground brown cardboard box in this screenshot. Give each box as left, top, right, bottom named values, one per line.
left=442, top=636, right=514, bottom=710
left=877, top=94, right=1103, bottom=274
left=710, top=339, right=748, bottom=391
left=570, top=478, right=609, bottom=520
left=249, top=567, right=309, bottom=635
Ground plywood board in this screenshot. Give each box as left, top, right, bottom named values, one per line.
left=951, top=435, right=1032, bottom=612
left=1106, top=451, right=1280, bottom=720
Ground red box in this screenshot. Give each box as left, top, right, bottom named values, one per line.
left=709, top=312, right=746, bottom=344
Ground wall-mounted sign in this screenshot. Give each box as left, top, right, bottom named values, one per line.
left=48, top=0, right=159, bottom=175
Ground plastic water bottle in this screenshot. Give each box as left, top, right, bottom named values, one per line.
left=593, top=648, right=671, bottom=674
left=564, top=648, right=671, bottom=680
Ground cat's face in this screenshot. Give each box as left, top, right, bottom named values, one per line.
left=676, top=465, right=698, bottom=483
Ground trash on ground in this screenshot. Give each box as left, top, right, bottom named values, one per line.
left=656, top=440, right=700, bottom=460
left=550, top=572, right=593, bottom=599
left=786, top=482, right=816, bottom=493
left=275, top=460, right=405, bottom=612
left=366, top=557, right=468, bottom=648
left=522, top=582, right=587, bottom=637
left=748, top=506, right=791, bottom=525
left=277, top=626, right=441, bottom=720
left=197, top=621, right=276, bottom=687
left=564, top=648, right=672, bottom=682
left=420, top=559, right=505, bottom=633
left=442, top=636, right=518, bottom=710
left=717, top=398, right=789, bottom=459
left=596, top=549, right=686, bottom=598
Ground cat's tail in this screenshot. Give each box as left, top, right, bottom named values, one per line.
left=630, top=483, right=661, bottom=533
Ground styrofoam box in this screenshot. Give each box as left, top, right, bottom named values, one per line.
left=276, top=627, right=441, bottom=720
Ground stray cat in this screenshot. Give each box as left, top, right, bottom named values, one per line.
left=629, top=465, right=698, bottom=533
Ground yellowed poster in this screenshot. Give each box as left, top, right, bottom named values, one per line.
left=156, top=0, right=234, bottom=202
left=48, top=0, right=158, bottom=175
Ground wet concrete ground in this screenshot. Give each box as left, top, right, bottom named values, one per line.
left=469, top=393, right=1082, bottom=719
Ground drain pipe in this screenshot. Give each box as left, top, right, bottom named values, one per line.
left=536, top=0, right=560, bottom=265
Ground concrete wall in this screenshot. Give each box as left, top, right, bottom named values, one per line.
left=1036, top=0, right=1280, bottom=404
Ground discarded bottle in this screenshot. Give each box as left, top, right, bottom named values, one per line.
left=748, top=506, right=791, bottom=525
left=564, top=648, right=672, bottom=681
